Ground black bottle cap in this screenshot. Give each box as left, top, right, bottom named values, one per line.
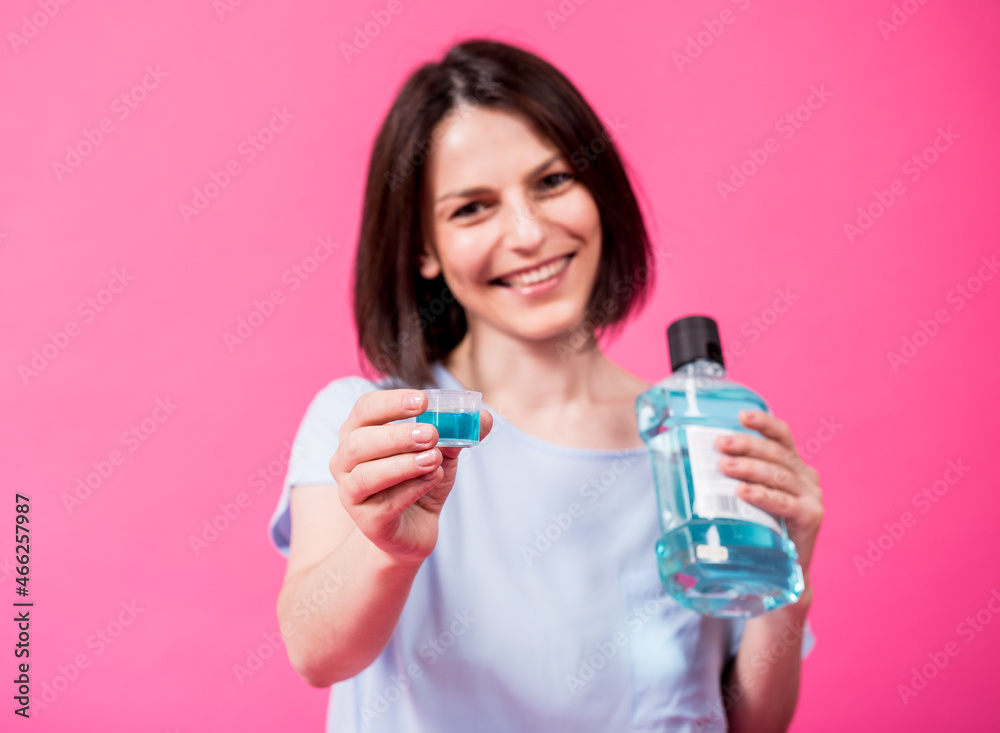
left=667, top=315, right=724, bottom=371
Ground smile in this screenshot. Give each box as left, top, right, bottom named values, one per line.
left=491, top=253, right=574, bottom=288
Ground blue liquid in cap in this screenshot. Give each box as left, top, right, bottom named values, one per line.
left=417, top=410, right=480, bottom=447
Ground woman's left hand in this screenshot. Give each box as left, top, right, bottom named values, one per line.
left=715, top=410, right=824, bottom=576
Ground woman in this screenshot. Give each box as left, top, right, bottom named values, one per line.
left=268, top=38, right=823, bottom=732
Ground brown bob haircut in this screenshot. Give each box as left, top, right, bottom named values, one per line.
left=354, top=38, right=655, bottom=388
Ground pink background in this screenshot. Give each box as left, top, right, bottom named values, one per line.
left=3, top=0, right=998, bottom=729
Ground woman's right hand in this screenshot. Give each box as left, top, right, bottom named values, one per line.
left=329, top=389, right=492, bottom=566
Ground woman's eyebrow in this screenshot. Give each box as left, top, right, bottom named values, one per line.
left=434, top=152, right=563, bottom=204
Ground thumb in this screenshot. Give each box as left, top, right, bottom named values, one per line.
left=438, top=408, right=494, bottom=460
left=478, top=408, right=494, bottom=441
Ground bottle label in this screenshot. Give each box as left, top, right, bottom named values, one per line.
left=685, top=425, right=782, bottom=534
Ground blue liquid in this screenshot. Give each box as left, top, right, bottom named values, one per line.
left=637, top=360, right=804, bottom=617
left=417, top=410, right=480, bottom=447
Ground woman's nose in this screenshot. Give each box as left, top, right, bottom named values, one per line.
left=502, top=196, right=545, bottom=251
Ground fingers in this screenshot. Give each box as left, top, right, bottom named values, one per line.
left=715, top=430, right=801, bottom=474
left=738, top=410, right=796, bottom=452
left=338, top=389, right=427, bottom=443
left=335, top=422, right=439, bottom=474
left=736, top=481, right=824, bottom=528
left=339, top=448, right=443, bottom=505
left=735, top=481, right=799, bottom=519
left=360, top=467, right=445, bottom=520
left=722, top=412, right=822, bottom=489
left=718, top=454, right=807, bottom=496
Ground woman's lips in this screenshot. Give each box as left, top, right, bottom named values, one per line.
left=494, top=253, right=574, bottom=296
left=491, top=253, right=574, bottom=288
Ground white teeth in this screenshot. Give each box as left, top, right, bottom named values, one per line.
left=501, top=255, right=571, bottom=288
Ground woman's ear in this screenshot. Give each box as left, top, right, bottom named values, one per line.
left=418, top=246, right=442, bottom=280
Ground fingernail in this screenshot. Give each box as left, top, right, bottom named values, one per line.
left=414, top=449, right=437, bottom=467
left=412, top=424, right=434, bottom=444
left=717, top=435, right=733, bottom=448
left=720, top=456, right=737, bottom=468
left=404, top=392, right=424, bottom=410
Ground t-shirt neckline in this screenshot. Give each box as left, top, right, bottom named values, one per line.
left=429, top=361, right=649, bottom=459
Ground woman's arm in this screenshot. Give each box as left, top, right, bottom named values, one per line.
left=275, top=389, right=492, bottom=688
left=277, top=483, right=425, bottom=688
left=713, top=410, right=824, bottom=732
left=723, top=581, right=813, bottom=732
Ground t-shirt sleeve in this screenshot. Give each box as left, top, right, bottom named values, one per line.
left=267, top=375, right=379, bottom=558
left=727, top=616, right=816, bottom=662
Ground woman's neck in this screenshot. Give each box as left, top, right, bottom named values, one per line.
left=443, top=328, right=609, bottom=408
left=441, top=324, right=652, bottom=451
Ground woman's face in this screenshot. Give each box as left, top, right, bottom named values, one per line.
left=420, top=105, right=602, bottom=344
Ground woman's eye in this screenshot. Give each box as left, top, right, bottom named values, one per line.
left=451, top=201, right=486, bottom=219
left=449, top=174, right=572, bottom=219
left=540, top=172, right=573, bottom=190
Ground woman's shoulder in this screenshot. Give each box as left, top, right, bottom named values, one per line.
left=303, top=372, right=390, bottom=419
left=601, top=359, right=655, bottom=401
left=305, top=365, right=447, bottom=423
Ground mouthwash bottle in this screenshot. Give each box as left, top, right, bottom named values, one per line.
left=636, top=315, right=804, bottom=617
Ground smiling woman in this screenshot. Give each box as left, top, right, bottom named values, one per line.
left=269, top=37, right=817, bottom=733
left=417, top=106, right=604, bottom=348
left=353, top=38, right=654, bottom=386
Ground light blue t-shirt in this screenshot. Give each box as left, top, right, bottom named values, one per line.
left=268, top=362, right=814, bottom=732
